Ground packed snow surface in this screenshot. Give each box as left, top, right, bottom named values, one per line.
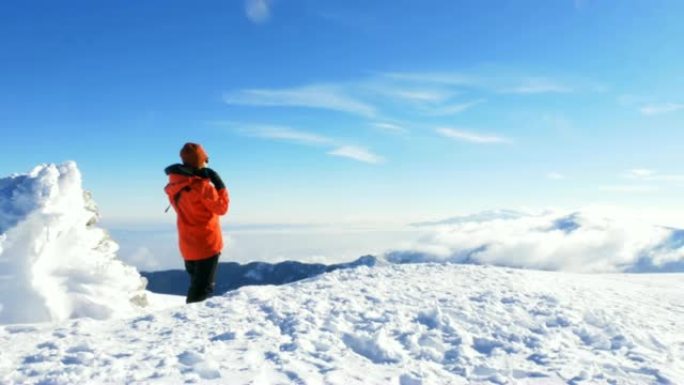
left=2, top=263, right=683, bottom=385
left=0, top=162, right=148, bottom=324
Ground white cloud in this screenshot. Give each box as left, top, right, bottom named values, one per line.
left=385, top=209, right=684, bottom=273
left=387, top=89, right=453, bottom=103
left=230, top=124, right=384, bottom=164
left=223, top=85, right=377, bottom=117
left=372, top=122, right=408, bottom=134
left=384, top=72, right=580, bottom=95
left=436, top=127, right=510, bottom=144
left=625, top=168, right=656, bottom=179
left=223, top=70, right=592, bottom=125
left=245, top=0, right=272, bottom=24
left=328, top=146, right=384, bottom=164
left=499, top=77, right=572, bottom=94
left=639, top=103, right=684, bottom=116
left=382, top=72, right=481, bottom=87
left=426, top=99, right=484, bottom=116
left=241, top=125, right=334, bottom=146
left=624, top=168, right=684, bottom=183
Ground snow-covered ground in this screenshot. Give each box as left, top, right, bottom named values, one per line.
left=2, top=162, right=684, bottom=384
left=1, top=263, right=683, bottom=384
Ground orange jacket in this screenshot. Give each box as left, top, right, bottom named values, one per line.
left=165, top=165, right=229, bottom=261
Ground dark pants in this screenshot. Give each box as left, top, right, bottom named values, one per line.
left=184, top=254, right=219, bottom=304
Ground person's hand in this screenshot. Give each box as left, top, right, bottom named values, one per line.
left=195, top=168, right=225, bottom=190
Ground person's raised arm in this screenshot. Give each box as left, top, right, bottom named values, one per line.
left=199, top=168, right=229, bottom=215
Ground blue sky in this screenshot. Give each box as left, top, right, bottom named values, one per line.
left=1, top=0, right=683, bottom=225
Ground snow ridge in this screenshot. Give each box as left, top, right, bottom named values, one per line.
left=0, top=162, right=148, bottom=325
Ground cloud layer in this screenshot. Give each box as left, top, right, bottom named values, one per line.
left=385, top=209, right=684, bottom=273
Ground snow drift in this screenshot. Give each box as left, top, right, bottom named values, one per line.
left=387, top=210, right=684, bottom=273
left=0, top=162, right=148, bottom=325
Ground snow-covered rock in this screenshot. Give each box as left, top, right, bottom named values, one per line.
left=0, top=162, right=148, bottom=325
left=1, top=263, right=682, bottom=384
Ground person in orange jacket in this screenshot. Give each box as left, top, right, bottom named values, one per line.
left=164, top=143, right=230, bottom=303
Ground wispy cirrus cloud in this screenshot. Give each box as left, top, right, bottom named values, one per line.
left=383, top=71, right=580, bottom=95
left=382, top=72, right=481, bottom=87
left=229, top=123, right=385, bottom=164
left=365, top=84, right=455, bottom=103
left=363, top=78, right=483, bottom=116
left=547, top=172, right=566, bottom=180
left=618, top=95, right=684, bottom=115
left=498, top=77, right=573, bottom=94
left=390, top=89, right=452, bottom=103
left=426, top=99, right=485, bottom=116
left=245, top=0, right=272, bottom=24
left=223, top=70, right=591, bottom=127
left=328, top=146, right=384, bottom=164
left=624, top=168, right=684, bottom=182
left=223, top=85, right=377, bottom=117
left=436, top=127, right=511, bottom=144
left=625, top=168, right=657, bottom=179
left=371, top=122, right=408, bottom=134
left=594, top=168, right=684, bottom=195
left=639, top=103, right=684, bottom=116
left=239, top=125, right=334, bottom=146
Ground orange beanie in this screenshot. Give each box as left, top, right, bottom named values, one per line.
left=180, top=143, right=209, bottom=169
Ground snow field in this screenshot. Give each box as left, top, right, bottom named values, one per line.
left=2, top=263, right=682, bottom=384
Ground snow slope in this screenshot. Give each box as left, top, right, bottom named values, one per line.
left=2, top=263, right=682, bottom=385
left=0, top=163, right=148, bottom=324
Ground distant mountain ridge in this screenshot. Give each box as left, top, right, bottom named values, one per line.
left=142, top=255, right=379, bottom=296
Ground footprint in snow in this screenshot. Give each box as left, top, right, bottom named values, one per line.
left=399, top=373, right=423, bottom=385
left=342, top=332, right=404, bottom=364
left=5, top=325, right=38, bottom=334
left=210, top=331, right=236, bottom=342
left=36, top=341, right=58, bottom=350
left=66, top=343, right=94, bottom=354
left=178, top=351, right=221, bottom=380
left=472, top=338, right=506, bottom=356
left=178, top=351, right=203, bottom=366
left=132, top=314, right=155, bottom=324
